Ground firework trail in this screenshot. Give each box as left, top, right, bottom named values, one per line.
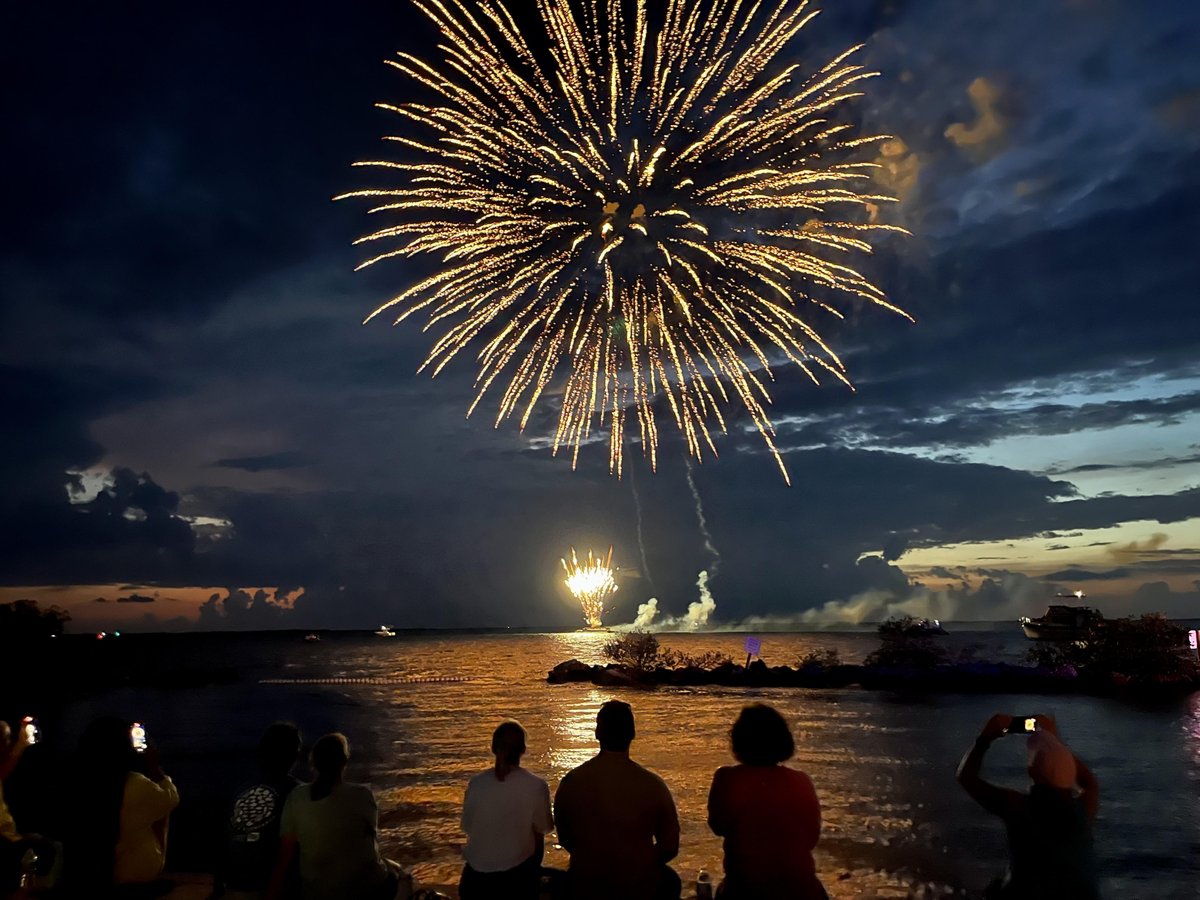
left=341, top=0, right=909, bottom=482
left=685, top=459, right=720, bottom=577
left=629, top=456, right=656, bottom=593
left=562, top=546, right=618, bottom=628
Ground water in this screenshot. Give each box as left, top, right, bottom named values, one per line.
left=30, top=629, right=1200, bottom=898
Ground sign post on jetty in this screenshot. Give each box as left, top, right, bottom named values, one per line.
left=744, top=635, right=762, bottom=669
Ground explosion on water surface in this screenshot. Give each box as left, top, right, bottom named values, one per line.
left=562, top=546, right=618, bottom=629
left=342, top=0, right=909, bottom=482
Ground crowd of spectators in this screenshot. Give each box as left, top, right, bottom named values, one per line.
left=0, top=703, right=1100, bottom=899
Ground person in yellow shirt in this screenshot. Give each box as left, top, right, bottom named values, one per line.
left=61, top=717, right=180, bottom=893
left=113, top=742, right=180, bottom=885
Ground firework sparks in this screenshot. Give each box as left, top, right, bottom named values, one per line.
left=341, top=0, right=910, bottom=482
left=562, top=546, right=618, bottom=629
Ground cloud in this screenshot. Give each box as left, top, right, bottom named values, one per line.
left=197, top=588, right=297, bottom=629
left=115, top=593, right=156, bottom=603
left=774, top=392, right=1200, bottom=452
left=1047, top=453, right=1200, bottom=476
left=211, top=451, right=311, bottom=472
left=1107, top=533, right=1170, bottom=560
left=1042, top=567, right=1131, bottom=582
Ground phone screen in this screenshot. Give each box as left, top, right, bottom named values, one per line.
left=1022, top=717, right=1038, bottom=733
left=22, top=718, right=39, bottom=745
left=130, top=723, right=148, bottom=753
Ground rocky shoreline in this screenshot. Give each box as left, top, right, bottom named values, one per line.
left=548, top=657, right=1200, bottom=695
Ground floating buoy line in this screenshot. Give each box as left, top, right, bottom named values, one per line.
left=259, top=676, right=468, bottom=685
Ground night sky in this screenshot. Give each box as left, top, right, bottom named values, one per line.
left=3, top=0, right=1199, bottom=632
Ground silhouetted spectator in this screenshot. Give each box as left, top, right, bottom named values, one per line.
left=216, top=722, right=303, bottom=899
left=268, top=733, right=405, bottom=900
left=957, top=714, right=1100, bottom=899
left=707, top=704, right=827, bottom=900
left=459, top=720, right=553, bottom=900
left=553, top=701, right=680, bottom=900
left=1, top=719, right=33, bottom=895
left=60, top=716, right=180, bottom=895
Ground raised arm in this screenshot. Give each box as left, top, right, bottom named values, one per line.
left=126, top=753, right=181, bottom=824
left=0, top=724, right=31, bottom=781
left=956, top=714, right=1023, bottom=818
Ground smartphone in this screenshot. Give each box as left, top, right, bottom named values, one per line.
left=130, top=722, right=148, bottom=753
left=21, top=717, right=39, bottom=745
left=1006, top=716, right=1038, bottom=734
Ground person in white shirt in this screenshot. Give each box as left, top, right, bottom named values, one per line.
left=460, top=720, right=553, bottom=900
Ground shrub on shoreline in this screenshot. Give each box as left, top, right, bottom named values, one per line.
left=1025, top=613, right=1198, bottom=681
left=865, top=616, right=948, bottom=669
left=602, top=631, right=733, bottom=673
left=796, top=648, right=842, bottom=670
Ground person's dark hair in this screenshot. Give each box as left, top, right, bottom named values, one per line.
left=491, top=720, right=526, bottom=763
left=258, top=722, right=302, bottom=777
left=730, top=704, right=795, bottom=766
left=596, top=700, right=635, bottom=752
left=62, top=716, right=138, bottom=890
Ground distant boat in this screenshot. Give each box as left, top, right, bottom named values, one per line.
left=374, top=625, right=396, bottom=637
left=304, top=633, right=321, bottom=643
left=1020, top=591, right=1104, bottom=640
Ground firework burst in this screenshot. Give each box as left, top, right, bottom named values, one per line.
left=341, top=0, right=909, bottom=483
left=562, top=546, right=618, bottom=629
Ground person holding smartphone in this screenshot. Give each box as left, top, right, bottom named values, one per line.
left=0, top=718, right=55, bottom=894
left=956, top=714, right=1100, bottom=899
left=60, top=717, right=180, bottom=893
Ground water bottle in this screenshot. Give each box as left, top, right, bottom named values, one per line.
left=695, top=869, right=713, bottom=900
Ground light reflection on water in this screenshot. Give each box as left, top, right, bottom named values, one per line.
left=60, top=631, right=1200, bottom=899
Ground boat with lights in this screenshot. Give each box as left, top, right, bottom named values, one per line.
left=1020, top=591, right=1104, bottom=641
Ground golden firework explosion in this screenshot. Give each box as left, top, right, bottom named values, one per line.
left=562, top=545, right=617, bottom=629
left=341, top=0, right=909, bottom=483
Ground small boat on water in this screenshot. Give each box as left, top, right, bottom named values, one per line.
left=1020, top=592, right=1104, bottom=641
left=905, top=618, right=948, bottom=636
left=374, top=625, right=396, bottom=637
left=304, top=633, right=321, bottom=643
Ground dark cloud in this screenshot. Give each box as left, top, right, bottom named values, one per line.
left=1044, top=567, right=1131, bottom=582
left=197, top=589, right=296, bottom=630
left=0, top=464, right=195, bottom=587
left=1048, top=453, right=1200, bottom=476
left=882, top=534, right=910, bottom=562
left=115, top=594, right=156, bottom=604
left=212, top=451, right=311, bottom=473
